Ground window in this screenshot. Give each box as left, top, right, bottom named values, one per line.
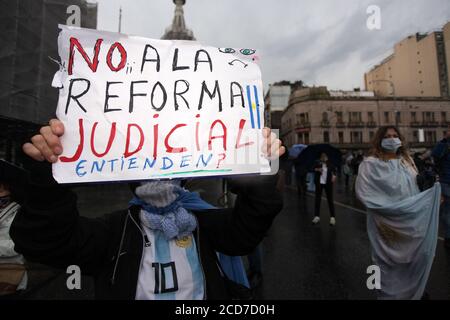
left=351, top=131, right=362, bottom=144
left=350, top=112, right=362, bottom=123
left=297, top=133, right=310, bottom=144
left=442, top=112, right=447, bottom=122
left=384, top=112, right=390, bottom=123
left=368, top=112, right=374, bottom=122
left=299, top=113, right=309, bottom=124
left=369, top=131, right=375, bottom=141
left=425, top=131, right=436, bottom=143
left=297, top=133, right=303, bottom=144
left=338, top=132, right=344, bottom=144
left=322, top=112, right=328, bottom=122
left=336, top=112, right=343, bottom=123
left=413, top=131, right=419, bottom=142
left=395, top=112, right=401, bottom=124
left=305, top=133, right=310, bottom=144
left=299, top=114, right=305, bottom=124
left=323, top=131, right=330, bottom=143
left=423, top=112, right=435, bottom=122
left=411, top=112, right=417, bottom=122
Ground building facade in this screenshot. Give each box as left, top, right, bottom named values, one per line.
left=264, top=84, right=292, bottom=130
left=365, top=22, right=450, bottom=98
left=0, top=0, right=97, bottom=162
left=281, top=87, right=450, bottom=150
left=445, top=22, right=450, bottom=90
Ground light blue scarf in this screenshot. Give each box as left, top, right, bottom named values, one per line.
left=129, top=182, right=249, bottom=288
left=129, top=186, right=215, bottom=240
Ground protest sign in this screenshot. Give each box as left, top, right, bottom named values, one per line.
left=52, top=25, right=270, bottom=183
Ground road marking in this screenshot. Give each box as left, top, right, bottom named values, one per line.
left=288, top=186, right=446, bottom=242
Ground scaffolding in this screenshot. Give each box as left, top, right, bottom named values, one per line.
left=0, top=0, right=97, bottom=164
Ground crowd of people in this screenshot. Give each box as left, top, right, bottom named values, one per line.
left=277, top=125, right=450, bottom=299
left=0, top=120, right=284, bottom=300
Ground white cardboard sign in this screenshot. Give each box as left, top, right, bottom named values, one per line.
left=52, top=25, right=269, bottom=183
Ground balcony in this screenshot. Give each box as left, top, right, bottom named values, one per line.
left=295, top=122, right=311, bottom=133
left=320, top=121, right=331, bottom=128
left=440, top=121, right=450, bottom=127
left=409, top=141, right=438, bottom=148
left=296, top=122, right=311, bottom=128
left=422, top=121, right=439, bottom=127
left=333, top=143, right=370, bottom=149
left=410, top=121, right=422, bottom=127
left=347, top=121, right=365, bottom=128
left=336, top=122, right=346, bottom=128
left=366, top=121, right=377, bottom=128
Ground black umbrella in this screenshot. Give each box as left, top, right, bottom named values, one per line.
left=294, top=144, right=342, bottom=170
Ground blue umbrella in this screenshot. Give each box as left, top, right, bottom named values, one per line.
left=289, top=144, right=308, bottom=158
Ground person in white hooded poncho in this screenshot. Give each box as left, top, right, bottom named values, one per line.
left=355, top=126, right=441, bottom=300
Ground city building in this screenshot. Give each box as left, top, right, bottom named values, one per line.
left=281, top=86, right=450, bottom=150
left=365, top=21, right=450, bottom=98
left=264, top=80, right=306, bottom=131
left=0, top=0, right=97, bottom=162
left=445, top=22, right=450, bottom=90
left=264, top=83, right=292, bottom=130
left=161, top=0, right=195, bottom=40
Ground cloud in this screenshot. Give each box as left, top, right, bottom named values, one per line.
left=95, top=0, right=450, bottom=90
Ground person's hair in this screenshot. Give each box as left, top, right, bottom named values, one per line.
left=368, top=126, right=411, bottom=161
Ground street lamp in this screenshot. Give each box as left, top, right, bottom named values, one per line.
left=372, top=79, right=399, bottom=127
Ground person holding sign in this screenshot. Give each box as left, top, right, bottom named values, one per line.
left=10, top=119, right=284, bottom=300
left=50, top=26, right=270, bottom=183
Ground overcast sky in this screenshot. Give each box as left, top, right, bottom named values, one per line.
left=94, top=0, right=450, bottom=91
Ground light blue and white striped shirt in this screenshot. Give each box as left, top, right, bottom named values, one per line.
left=135, top=210, right=205, bottom=300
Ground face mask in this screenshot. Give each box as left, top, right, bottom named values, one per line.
left=135, top=180, right=180, bottom=207
left=381, top=138, right=402, bottom=153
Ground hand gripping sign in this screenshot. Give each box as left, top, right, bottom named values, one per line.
left=52, top=26, right=270, bottom=183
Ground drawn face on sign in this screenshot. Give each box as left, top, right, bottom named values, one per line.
left=218, top=48, right=235, bottom=54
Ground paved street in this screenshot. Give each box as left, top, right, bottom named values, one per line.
left=14, top=178, right=450, bottom=300
left=257, top=182, right=450, bottom=300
